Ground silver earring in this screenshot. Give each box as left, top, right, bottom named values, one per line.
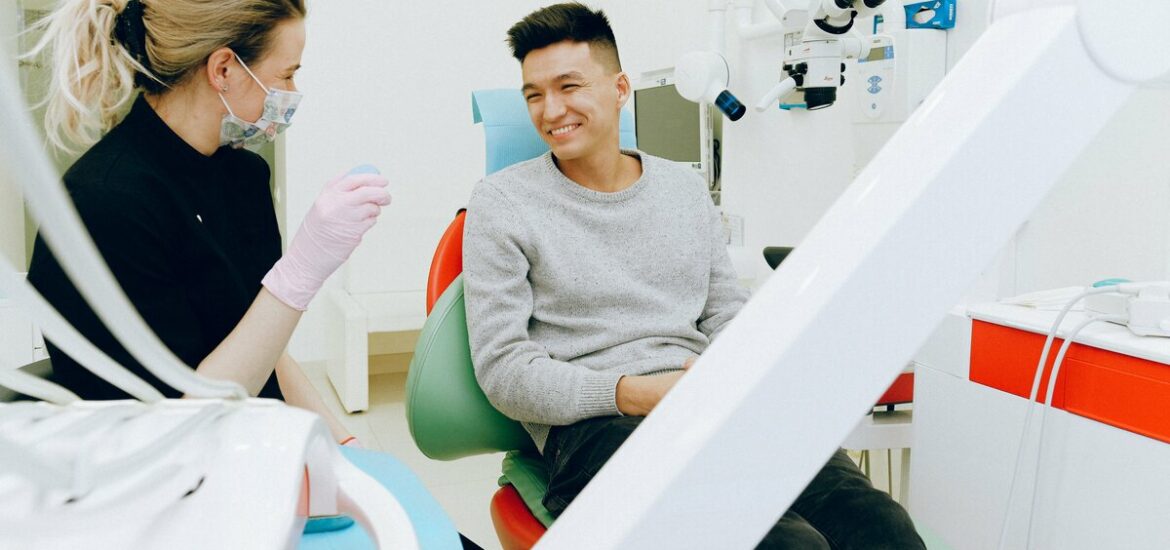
left=220, top=83, right=228, bottom=92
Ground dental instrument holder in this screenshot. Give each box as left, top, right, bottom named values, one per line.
left=1117, top=283, right=1170, bottom=337
left=1084, top=281, right=1170, bottom=337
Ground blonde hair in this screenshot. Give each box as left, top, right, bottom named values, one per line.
left=26, top=0, right=305, bottom=153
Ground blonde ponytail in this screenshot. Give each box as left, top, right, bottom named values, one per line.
left=26, top=0, right=153, bottom=153
left=25, top=0, right=305, bottom=153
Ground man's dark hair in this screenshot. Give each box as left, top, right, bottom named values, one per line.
left=506, top=3, right=622, bottom=72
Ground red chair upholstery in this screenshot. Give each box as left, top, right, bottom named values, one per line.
left=426, top=210, right=467, bottom=315
left=490, top=485, right=547, bottom=550
left=424, top=211, right=549, bottom=548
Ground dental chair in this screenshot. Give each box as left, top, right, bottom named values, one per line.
left=404, top=89, right=636, bottom=549
left=407, top=90, right=950, bottom=550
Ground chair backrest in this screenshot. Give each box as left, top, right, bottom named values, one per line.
left=406, top=275, right=536, bottom=459
left=425, top=210, right=466, bottom=315
left=471, top=89, right=636, bottom=175
left=406, top=89, right=637, bottom=461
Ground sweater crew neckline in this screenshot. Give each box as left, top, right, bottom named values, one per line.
left=542, top=149, right=649, bottom=203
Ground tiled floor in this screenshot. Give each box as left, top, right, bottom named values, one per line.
left=303, top=363, right=504, bottom=549
left=302, top=361, right=909, bottom=550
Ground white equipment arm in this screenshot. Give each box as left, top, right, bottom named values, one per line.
left=539, top=2, right=1169, bottom=547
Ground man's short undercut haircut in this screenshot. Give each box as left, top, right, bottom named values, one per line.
left=507, top=2, right=622, bottom=73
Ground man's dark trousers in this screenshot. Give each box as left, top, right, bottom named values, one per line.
left=542, top=416, right=926, bottom=549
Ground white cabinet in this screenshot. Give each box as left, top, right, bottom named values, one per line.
left=0, top=298, right=40, bottom=369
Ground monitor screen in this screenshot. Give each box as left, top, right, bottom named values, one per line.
left=634, top=84, right=700, bottom=163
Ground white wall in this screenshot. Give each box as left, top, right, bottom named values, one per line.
left=719, top=3, right=858, bottom=287
left=284, top=0, right=1170, bottom=360
left=4, top=0, right=70, bottom=270
left=1003, top=89, right=1170, bottom=293
left=282, top=0, right=866, bottom=360
left=852, top=0, right=1170, bottom=301
left=283, top=1, right=713, bottom=359
left=1, top=1, right=24, bottom=269
left=941, top=3, right=1170, bottom=297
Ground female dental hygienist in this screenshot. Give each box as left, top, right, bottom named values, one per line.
left=25, top=0, right=381, bottom=443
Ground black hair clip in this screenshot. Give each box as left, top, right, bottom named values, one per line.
left=113, top=0, right=149, bottom=68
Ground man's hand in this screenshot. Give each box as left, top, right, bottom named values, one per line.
left=615, top=356, right=698, bottom=416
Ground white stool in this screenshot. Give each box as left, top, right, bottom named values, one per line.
left=843, top=407, right=913, bottom=502
left=842, top=364, right=915, bottom=504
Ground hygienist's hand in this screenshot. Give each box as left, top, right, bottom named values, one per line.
left=616, top=370, right=686, bottom=417
left=263, top=171, right=391, bottom=310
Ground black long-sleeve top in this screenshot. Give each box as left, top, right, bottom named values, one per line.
left=28, top=95, right=284, bottom=400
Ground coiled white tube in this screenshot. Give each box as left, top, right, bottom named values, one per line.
left=0, top=269, right=164, bottom=402
left=0, top=48, right=244, bottom=399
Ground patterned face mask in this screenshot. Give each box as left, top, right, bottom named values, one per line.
left=218, top=54, right=302, bottom=150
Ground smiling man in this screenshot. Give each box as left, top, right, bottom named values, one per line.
left=461, top=3, right=923, bottom=548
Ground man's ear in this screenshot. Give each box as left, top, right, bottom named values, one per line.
left=615, top=71, right=631, bottom=109
left=204, top=47, right=235, bottom=93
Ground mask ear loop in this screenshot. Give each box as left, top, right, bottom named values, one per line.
left=233, top=54, right=271, bottom=95
left=218, top=92, right=238, bottom=118
left=232, top=52, right=303, bottom=100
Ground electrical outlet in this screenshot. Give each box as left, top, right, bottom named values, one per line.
left=721, top=212, right=744, bottom=247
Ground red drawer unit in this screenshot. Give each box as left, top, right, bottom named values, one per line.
left=970, top=320, right=1170, bottom=444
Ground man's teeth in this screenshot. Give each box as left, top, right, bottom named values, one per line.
left=551, top=124, right=579, bottom=136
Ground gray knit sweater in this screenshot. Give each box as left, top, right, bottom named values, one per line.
left=463, top=150, right=749, bottom=451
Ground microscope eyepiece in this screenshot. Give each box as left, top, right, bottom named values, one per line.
left=715, top=90, right=746, bottom=121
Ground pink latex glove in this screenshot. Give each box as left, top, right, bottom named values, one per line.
left=262, top=171, right=391, bottom=310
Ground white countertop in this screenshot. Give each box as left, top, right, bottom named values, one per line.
left=967, top=302, right=1170, bottom=365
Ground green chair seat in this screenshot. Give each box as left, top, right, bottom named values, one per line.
left=405, top=276, right=537, bottom=460
left=500, top=450, right=556, bottom=528
left=406, top=275, right=556, bottom=528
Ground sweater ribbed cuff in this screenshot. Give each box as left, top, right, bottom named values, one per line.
left=576, top=372, right=623, bottom=418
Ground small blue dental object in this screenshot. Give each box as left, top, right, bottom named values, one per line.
left=304, top=515, right=355, bottom=534
left=347, top=164, right=380, bottom=176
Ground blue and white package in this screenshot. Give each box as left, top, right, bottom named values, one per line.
left=904, top=0, right=956, bottom=29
